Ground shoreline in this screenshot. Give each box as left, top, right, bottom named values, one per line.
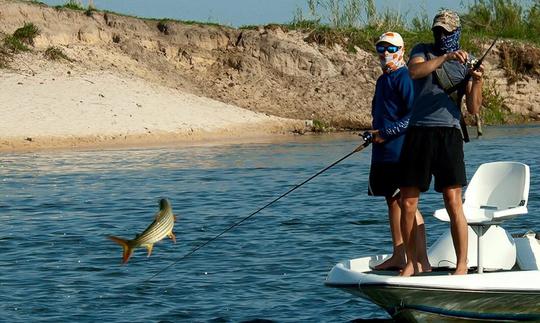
left=0, top=127, right=306, bottom=153
left=2, top=122, right=539, bottom=154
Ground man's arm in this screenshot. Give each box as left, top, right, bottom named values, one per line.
left=408, top=50, right=470, bottom=80
left=370, top=73, right=415, bottom=144
left=465, top=65, right=484, bottom=114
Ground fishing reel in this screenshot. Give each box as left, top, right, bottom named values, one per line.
left=360, top=131, right=373, bottom=144
left=465, top=57, right=479, bottom=70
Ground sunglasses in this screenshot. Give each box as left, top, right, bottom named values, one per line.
left=376, top=45, right=400, bottom=54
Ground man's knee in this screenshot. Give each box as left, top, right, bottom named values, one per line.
left=443, top=186, right=464, bottom=213
left=401, top=198, right=418, bottom=213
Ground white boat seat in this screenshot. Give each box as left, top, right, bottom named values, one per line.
left=434, top=162, right=530, bottom=225
left=433, top=162, right=530, bottom=273
left=434, top=205, right=528, bottom=224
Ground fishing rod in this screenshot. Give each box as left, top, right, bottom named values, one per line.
left=145, top=132, right=373, bottom=282
left=449, top=37, right=498, bottom=141
left=447, top=37, right=498, bottom=94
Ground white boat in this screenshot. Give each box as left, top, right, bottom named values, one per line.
left=326, top=162, right=540, bottom=322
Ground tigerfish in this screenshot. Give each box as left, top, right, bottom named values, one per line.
left=108, top=198, right=177, bottom=264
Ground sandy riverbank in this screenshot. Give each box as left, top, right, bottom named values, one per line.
left=0, top=59, right=307, bottom=152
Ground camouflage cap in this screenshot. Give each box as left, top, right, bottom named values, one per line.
left=432, top=9, right=461, bottom=32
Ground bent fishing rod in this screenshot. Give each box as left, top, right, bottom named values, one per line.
left=449, top=36, right=499, bottom=141
left=447, top=36, right=498, bottom=94
left=145, top=132, right=373, bottom=282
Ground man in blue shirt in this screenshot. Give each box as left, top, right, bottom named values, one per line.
left=368, top=32, right=429, bottom=271
left=399, top=10, right=484, bottom=276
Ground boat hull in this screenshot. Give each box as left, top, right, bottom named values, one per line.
left=361, top=284, right=540, bottom=322
left=325, top=256, right=540, bottom=322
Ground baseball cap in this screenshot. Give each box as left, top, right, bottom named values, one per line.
left=432, top=9, right=461, bottom=32
left=375, top=32, right=404, bottom=47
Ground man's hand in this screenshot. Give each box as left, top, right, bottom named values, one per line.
left=445, top=50, right=469, bottom=64
left=470, top=64, right=485, bottom=81
left=368, top=130, right=385, bottom=144
left=465, top=64, right=484, bottom=114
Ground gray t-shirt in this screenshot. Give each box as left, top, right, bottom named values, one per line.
left=408, top=44, right=468, bottom=128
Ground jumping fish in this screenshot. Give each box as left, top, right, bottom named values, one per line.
left=108, top=198, right=177, bottom=264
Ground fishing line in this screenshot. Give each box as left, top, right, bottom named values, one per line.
left=145, top=133, right=373, bottom=283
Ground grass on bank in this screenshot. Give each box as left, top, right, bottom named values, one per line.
left=0, top=22, right=41, bottom=67
left=287, top=0, right=540, bottom=54
left=480, top=79, right=525, bottom=124
left=55, top=0, right=84, bottom=11
left=43, top=46, right=71, bottom=61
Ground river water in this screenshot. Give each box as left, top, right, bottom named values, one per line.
left=1, top=125, right=539, bottom=322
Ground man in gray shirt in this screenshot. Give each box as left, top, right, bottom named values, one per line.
left=399, top=9, right=484, bottom=276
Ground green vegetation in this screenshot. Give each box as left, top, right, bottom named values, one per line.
left=85, top=7, right=97, bottom=17
left=157, top=19, right=170, bottom=34
left=3, top=35, right=29, bottom=52
left=311, top=119, right=330, bottom=132
left=0, top=22, right=41, bottom=68
left=479, top=79, right=523, bottom=124
left=462, top=0, right=540, bottom=43
left=55, top=0, right=85, bottom=11
left=44, top=46, right=71, bottom=61
left=498, top=42, right=540, bottom=84
left=288, top=0, right=540, bottom=55
left=480, top=79, right=507, bottom=124
left=2, top=22, right=40, bottom=55
left=13, top=22, right=40, bottom=46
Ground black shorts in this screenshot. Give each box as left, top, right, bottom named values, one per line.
left=399, top=126, right=467, bottom=193
left=368, top=163, right=401, bottom=197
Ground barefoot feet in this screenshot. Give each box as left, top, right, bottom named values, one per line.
left=399, top=261, right=432, bottom=277
left=374, top=255, right=406, bottom=271
left=452, top=265, right=468, bottom=275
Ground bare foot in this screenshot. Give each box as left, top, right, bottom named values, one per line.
left=452, top=266, right=468, bottom=275
left=399, top=261, right=431, bottom=277
left=418, top=259, right=432, bottom=273
left=399, top=262, right=416, bottom=277
left=374, top=255, right=406, bottom=271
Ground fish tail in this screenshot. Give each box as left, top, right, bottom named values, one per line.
left=108, top=236, right=134, bottom=264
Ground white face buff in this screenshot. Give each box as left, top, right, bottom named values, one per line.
left=378, top=46, right=405, bottom=74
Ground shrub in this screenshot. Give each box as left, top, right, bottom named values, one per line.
left=85, top=8, right=96, bottom=17
left=56, top=0, right=85, bottom=11
left=44, top=46, right=71, bottom=61
left=157, top=20, right=170, bottom=35
left=498, top=42, right=540, bottom=84
left=311, top=119, right=329, bottom=132
left=481, top=79, right=507, bottom=124
left=461, top=0, right=538, bottom=44
left=3, top=35, right=29, bottom=53
left=13, top=22, right=40, bottom=46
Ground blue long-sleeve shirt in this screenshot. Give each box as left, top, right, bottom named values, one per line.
left=371, top=66, right=415, bottom=163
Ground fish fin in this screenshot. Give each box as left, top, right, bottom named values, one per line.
left=146, top=244, right=154, bottom=257
left=108, top=236, right=134, bottom=265
left=174, top=214, right=177, bottom=222
left=168, top=231, right=176, bottom=243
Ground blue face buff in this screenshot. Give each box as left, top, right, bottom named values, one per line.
left=433, top=27, right=461, bottom=54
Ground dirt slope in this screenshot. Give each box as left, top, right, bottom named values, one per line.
left=1, top=0, right=539, bottom=131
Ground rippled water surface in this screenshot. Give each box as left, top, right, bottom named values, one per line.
left=2, top=126, right=539, bottom=322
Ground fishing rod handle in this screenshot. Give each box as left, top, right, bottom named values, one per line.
left=362, top=131, right=373, bottom=144
left=353, top=131, right=373, bottom=152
